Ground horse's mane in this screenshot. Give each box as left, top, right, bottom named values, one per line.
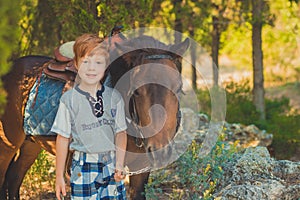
left=123, top=35, right=171, bottom=52
left=121, top=35, right=176, bottom=67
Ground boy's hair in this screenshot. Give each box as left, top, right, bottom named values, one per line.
left=73, top=33, right=109, bottom=69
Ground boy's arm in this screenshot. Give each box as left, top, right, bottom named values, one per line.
left=115, top=130, right=127, bottom=169
left=55, top=134, right=70, bottom=200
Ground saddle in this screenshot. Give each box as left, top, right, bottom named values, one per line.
left=43, top=41, right=77, bottom=83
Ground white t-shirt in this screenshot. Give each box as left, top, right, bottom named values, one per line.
left=51, top=85, right=127, bottom=153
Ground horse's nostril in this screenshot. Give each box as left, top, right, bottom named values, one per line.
left=147, top=146, right=152, bottom=153
left=147, top=145, right=158, bottom=153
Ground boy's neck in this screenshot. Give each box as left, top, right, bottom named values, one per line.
left=78, top=83, right=102, bottom=98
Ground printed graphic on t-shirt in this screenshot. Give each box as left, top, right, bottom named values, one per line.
left=111, top=109, right=116, bottom=117
left=81, top=118, right=115, bottom=131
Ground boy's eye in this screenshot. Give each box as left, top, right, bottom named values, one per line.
left=96, top=61, right=103, bottom=64
left=82, top=60, right=88, bottom=64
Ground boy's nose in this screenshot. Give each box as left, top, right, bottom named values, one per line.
left=87, top=63, right=96, bottom=70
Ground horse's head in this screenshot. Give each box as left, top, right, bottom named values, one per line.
left=111, top=35, right=190, bottom=168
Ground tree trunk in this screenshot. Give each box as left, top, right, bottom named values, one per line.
left=252, top=0, right=266, bottom=120
left=173, top=0, right=183, bottom=73
left=189, top=28, right=197, bottom=90
left=212, top=16, right=220, bottom=86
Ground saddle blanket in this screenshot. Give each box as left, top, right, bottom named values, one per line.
left=23, top=73, right=65, bottom=135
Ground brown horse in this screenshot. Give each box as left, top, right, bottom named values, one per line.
left=0, top=35, right=189, bottom=199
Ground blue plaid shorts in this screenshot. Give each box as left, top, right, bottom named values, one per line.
left=70, top=151, right=127, bottom=200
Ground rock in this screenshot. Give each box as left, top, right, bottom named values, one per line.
left=178, top=109, right=273, bottom=148
left=214, top=146, right=300, bottom=200
left=150, top=107, right=299, bottom=200
left=180, top=108, right=199, bottom=133
left=173, top=109, right=273, bottom=162
left=225, top=123, right=273, bottom=147
left=154, top=109, right=297, bottom=199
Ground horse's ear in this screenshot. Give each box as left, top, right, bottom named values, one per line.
left=114, top=42, right=134, bottom=55
left=170, top=38, right=190, bottom=56
left=113, top=42, right=136, bottom=65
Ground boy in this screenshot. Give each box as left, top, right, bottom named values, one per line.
left=52, top=33, right=127, bottom=200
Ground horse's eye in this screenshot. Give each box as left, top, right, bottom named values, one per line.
left=133, top=89, right=140, bottom=96
left=175, top=86, right=182, bottom=94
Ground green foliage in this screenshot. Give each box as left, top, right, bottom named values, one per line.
left=0, top=0, right=22, bottom=114
left=22, top=150, right=55, bottom=196
left=20, top=0, right=101, bottom=56
left=197, top=79, right=300, bottom=160
left=262, top=1, right=300, bottom=83
left=97, top=0, right=155, bottom=36
left=0, top=83, right=7, bottom=116
left=224, top=80, right=261, bottom=125
left=220, top=24, right=252, bottom=70
left=197, top=79, right=260, bottom=124
left=18, top=0, right=159, bottom=56
left=221, top=0, right=300, bottom=79
left=0, top=0, right=21, bottom=69
left=264, top=97, right=300, bottom=159
left=145, top=135, right=240, bottom=199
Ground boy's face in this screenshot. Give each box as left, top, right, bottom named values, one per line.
left=77, top=54, right=106, bottom=86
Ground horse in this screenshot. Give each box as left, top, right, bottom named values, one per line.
left=0, top=34, right=190, bottom=199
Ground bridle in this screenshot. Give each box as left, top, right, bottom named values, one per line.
left=127, top=54, right=182, bottom=148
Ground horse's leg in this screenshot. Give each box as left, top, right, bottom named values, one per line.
left=5, top=136, right=41, bottom=199
left=0, top=121, right=25, bottom=199
left=129, top=172, right=150, bottom=200
left=32, top=135, right=73, bottom=181
left=125, top=135, right=151, bottom=200
left=0, top=60, right=29, bottom=193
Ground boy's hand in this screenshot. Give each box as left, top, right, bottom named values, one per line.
left=56, top=176, right=67, bottom=200
left=114, top=169, right=126, bottom=182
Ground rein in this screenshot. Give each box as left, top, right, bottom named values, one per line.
left=129, top=97, right=145, bottom=148
left=144, top=54, right=174, bottom=60
left=128, top=54, right=182, bottom=148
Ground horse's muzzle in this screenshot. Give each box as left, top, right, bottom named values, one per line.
left=146, top=141, right=173, bottom=169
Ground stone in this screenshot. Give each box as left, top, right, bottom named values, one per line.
left=214, top=147, right=300, bottom=200
left=178, top=109, right=273, bottom=148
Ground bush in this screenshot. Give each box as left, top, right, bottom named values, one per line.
left=196, top=79, right=300, bottom=160
left=21, top=150, right=55, bottom=197
left=264, top=99, right=300, bottom=159
left=145, top=135, right=240, bottom=199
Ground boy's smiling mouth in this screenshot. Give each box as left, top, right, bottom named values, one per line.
left=86, top=74, right=97, bottom=77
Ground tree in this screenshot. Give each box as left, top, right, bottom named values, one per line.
left=0, top=0, right=21, bottom=72
left=0, top=0, right=22, bottom=114
left=18, top=0, right=159, bottom=56
left=19, top=0, right=100, bottom=56
left=183, top=0, right=241, bottom=86
left=97, top=0, right=155, bottom=36
left=251, top=0, right=266, bottom=120
left=173, top=0, right=184, bottom=73
left=231, top=0, right=273, bottom=120
left=210, top=0, right=245, bottom=86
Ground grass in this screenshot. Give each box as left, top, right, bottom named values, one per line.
left=145, top=134, right=241, bottom=199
